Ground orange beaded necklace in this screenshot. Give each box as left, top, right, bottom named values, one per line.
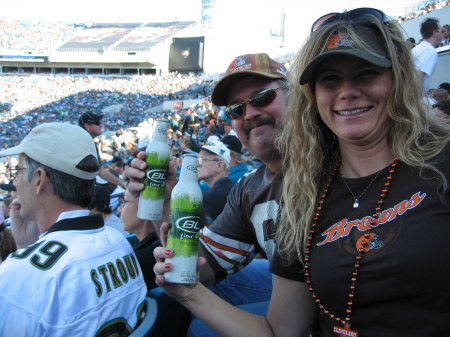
left=304, top=158, right=398, bottom=337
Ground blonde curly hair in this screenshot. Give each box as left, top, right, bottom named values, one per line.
left=276, top=17, right=450, bottom=264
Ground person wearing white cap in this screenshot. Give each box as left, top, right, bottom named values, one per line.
left=0, top=123, right=146, bottom=336
left=198, top=141, right=234, bottom=222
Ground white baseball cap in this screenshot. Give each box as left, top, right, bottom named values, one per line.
left=0, top=123, right=99, bottom=180
left=201, top=141, right=231, bottom=164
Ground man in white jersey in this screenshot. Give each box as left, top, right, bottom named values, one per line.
left=0, top=123, right=147, bottom=336
left=128, top=53, right=288, bottom=337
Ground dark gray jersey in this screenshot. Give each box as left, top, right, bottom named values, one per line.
left=199, top=164, right=282, bottom=282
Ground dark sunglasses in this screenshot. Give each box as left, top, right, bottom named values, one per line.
left=89, top=121, right=101, bottom=125
left=225, top=88, right=281, bottom=120
left=311, top=8, right=389, bottom=33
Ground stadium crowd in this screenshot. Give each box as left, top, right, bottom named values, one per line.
left=0, top=73, right=214, bottom=151
left=0, top=20, right=82, bottom=50
left=397, top=0, right=449, bottom=22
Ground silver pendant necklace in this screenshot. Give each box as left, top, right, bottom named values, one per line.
left=341, top=157, right=393, bottom=208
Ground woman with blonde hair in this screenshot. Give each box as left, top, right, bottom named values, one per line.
left=275, top=7, right=450, bottom=336
left=152, top=8, right=450, bottom=337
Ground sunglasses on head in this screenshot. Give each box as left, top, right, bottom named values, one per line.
left=225, top=87, right=281, bottom=120
left=311, top=8, right=389, bottom=33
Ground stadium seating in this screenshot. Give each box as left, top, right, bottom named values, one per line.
left=129, top=296, right=158, bottom=337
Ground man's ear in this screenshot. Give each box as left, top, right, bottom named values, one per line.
left=34, top=167, right=49, bottom=195
left=216, top=161, right=224, bottom=174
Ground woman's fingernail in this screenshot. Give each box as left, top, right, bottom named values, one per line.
left=165, top=249, right=171, bottom=256
left=164, top=263, right=171, bottom=269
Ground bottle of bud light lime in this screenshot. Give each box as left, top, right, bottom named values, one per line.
left=165, top=154, right=203, bottom=284
left=137, top=120, right=171, bottom=220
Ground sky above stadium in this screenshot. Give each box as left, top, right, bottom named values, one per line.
left=0, top=0, right=424, bottom=71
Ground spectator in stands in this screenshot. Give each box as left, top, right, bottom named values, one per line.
left=1, top=197, right=12, bottom=226
left=89, top=185, right=129, bottom=237
left=221, top=135, right=249, bottom=185
left=204, top=124, right=222, bottom=144
left=0, top=122, right=146, bottom=335
left=198, top=141, right=234, bottom=223
left=5, top=156, right=17, bottom=171
left=432, top=88, right=449, bottom=102
left=168, top=114, right=180, bottom=132
left=111, top=156, right=122, bottom=168
left=118, top=189, right=160, bottom=290
left=79, top=112, right=127, bottom=190
left=218, top=110, right=238, bottom=137
left=180, top=138, right=194, bottom=153
left=0, top=222, right=16, bottom=265
left=441, top=24, right=450, bottom=45
left=96, top=169, right=125, bottom=216
left=182, top=109, right=200, bottom=136
left=170, top=131, right=182, bottom=153
left=438, top=82, right=450, bottom=94
left=135, top=119, right=154, bottom=152
left=431, top=99, right=450, bottom=123
left=406, top=37, right=416, bottom=49
left=197, top=119, right=208, bottom=144
left=411, top=17, right=444, bottom=91
left=112, top=160, right=125, bottom=179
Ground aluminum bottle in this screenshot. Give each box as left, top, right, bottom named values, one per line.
left=164, top=154, right=203, bottom=283
left=137, top=120, right=170, bottom=220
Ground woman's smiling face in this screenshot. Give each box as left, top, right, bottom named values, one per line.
left=315, top=54, right=393, bottom=147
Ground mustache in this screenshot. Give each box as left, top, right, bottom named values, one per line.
left=243, top=117, right=276, bottom=139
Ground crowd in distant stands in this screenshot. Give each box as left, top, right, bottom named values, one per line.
left=398, top=0, right=449, bottom=22
left=0, top=20, right=83, bottom=50
left=0, top=73, right=214, bottom=151
left=0, top=98, right=222, bottom=184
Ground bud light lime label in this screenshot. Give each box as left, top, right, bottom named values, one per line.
left=141, top=152, right=169, bottom=200
left=165, top=193, right=202, bottom=283
left=137, top=120, right=170, bottom=221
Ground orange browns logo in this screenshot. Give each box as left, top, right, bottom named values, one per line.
left=326, top=33, right=355, bottom=50
left=229, top=57, right=246, bottom=71
left=318, top=191, right=426, bottom=247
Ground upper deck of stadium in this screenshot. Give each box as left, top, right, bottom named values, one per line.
left=0, top=20, right=196, bottom=53
left=55, top=21, right=196, bottom=52
left=0, top=20, right=200, bottom=76
left=0, top=0, right=448, bottom=79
